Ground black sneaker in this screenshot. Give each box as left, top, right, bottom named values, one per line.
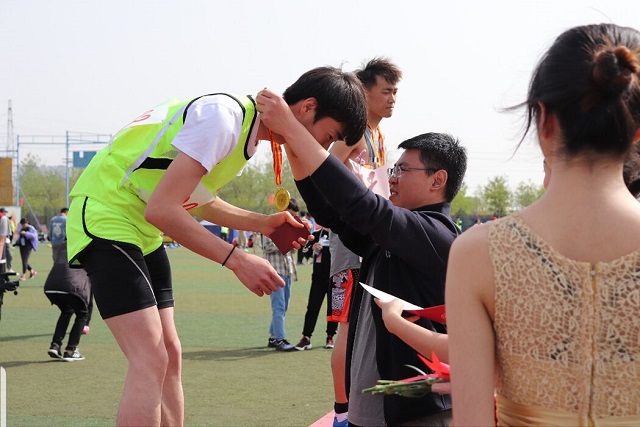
left=48, top=343, right=61, bottom=359
left=295, top=336, right=312, bottom=351
left=267, top=337, right=278, bottom=348
left=325, top=335, right=335, bottom=349
left=62, top=348, right=85, bottom=362
left=274, top=339, right=295, bottom=352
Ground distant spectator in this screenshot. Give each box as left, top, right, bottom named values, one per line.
left=45, top=208, right=91, bottom=361
left=263, top=199, right=300, bottom=352
left=0, top=208, right=9, bottom=274
left=220, top=226, right=229, bottom=242
left=236, top=229, right=248, bottom=250
left=296, top=211, right=314, bottom=265
left=15, top=218, right=38, bottom=281
left=0, top=209, right=14, bottom=272
left=295, top=226, right=338, bottom=351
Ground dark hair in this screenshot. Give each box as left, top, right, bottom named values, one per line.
left=624, top=142, right=640, bottom=197
left=61, top=208, right=69, bottom=214
left=283, top=66, right=367, bottom=146
left=518, top=24, right=640, bottom=157
left=19, top=218, right=28, bottom=225
left=287, top=198, right=300, bottom=213
left=355, top=57, right=403, bottom=89
left=398, top=133, right=467, bottom=202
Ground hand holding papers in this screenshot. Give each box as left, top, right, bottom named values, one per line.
left=361, top=283, right=422, bottom=310
left=360, top=283, right=446, bottom=324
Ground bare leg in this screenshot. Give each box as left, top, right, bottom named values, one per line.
left=106, top=307, right=168, bottom=427
left=331, top=321, right=349, bottom=403
left=158, top=307, right=184, bottom=426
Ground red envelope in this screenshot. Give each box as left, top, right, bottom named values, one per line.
left=268, top=216, right=310, bottom=254
left=407, top=305, right=446, bottom=325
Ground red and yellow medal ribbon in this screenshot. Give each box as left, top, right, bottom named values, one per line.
left=269, top=130, right=282, bottom=186
left=269, top=130, right=290, bottom=211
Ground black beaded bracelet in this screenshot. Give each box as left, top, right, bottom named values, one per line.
left=221, top=245, right=237, bottom=267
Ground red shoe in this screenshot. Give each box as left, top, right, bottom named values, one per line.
left=325, top=335, right=335, bottom=349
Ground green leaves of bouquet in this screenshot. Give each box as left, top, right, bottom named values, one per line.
left=362, top=352, right=450, bottom=398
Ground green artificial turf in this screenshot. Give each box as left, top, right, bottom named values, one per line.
left=0, top=245, right=335, bottom=426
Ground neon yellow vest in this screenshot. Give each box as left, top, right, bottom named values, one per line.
left=68, top=93, right=257, bottom=255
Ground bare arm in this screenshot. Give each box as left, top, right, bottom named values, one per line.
left=194, top=197, right=270, bottom=233
left=145, top=152, right=284, bottom=297
left=374, top=298, right=449, bottom=362
left=329, top=138, right=366, bottom=167
left=195, top=196, right=308, bottom=243
left=446, top=226, right=496, bottom=426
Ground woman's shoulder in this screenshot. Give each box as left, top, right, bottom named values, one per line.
left=447, top=216, right=496, bottom=317
left=455, top=219, right=492, bottom=246
left=449, top=222, right=493, bottom=278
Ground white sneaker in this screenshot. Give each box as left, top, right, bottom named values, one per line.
left=62, top=349, right=85, bottom=361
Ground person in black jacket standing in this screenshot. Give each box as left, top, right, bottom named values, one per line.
left=257, top=88, right=467, bottom=427
left=294, top=226, right=338, bottom=350
left=44, top=208, right=92, bottom=361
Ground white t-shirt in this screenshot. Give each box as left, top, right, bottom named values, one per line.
left=171, top=94, right=260, bottom=174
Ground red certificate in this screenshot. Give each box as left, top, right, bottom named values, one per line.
left=268, top=216, right=310, bottom=254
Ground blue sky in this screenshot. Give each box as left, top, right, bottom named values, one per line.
left=1, top=0, right=638, bottom=192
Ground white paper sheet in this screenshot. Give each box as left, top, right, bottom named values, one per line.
left=360, top=283, right=423, bottom=311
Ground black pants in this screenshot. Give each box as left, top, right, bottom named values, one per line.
left=46, top=293, right=88, bottom=350
left=297, top=248, right=313, bottom=264
left=302, top=267, right=338, bottom=338
left=19, top=245, right=33, bottom=274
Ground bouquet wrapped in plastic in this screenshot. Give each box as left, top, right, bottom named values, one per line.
left=362, top=352, right=450, bottom=398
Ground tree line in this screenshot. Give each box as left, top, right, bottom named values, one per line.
left=17, top=153, right=544, bottom=231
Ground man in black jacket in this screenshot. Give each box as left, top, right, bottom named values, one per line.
left=257, top=89, right=467, bottom=426
left=294, top=226, right=338, bottom=350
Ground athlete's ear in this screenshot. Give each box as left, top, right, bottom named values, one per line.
left=301, top=98, right=317, bottom=115
left=290, top=98, right=317, bottom=123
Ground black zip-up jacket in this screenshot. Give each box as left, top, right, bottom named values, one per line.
left=296, top=155, right=459, bottom=425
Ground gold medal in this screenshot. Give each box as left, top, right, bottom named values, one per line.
left=269, top=130, right=291, bottom=211
left=274, top=187, right=291, bottom=211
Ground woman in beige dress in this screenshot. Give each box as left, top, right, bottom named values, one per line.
left=447, top=23, right=640, bottom=426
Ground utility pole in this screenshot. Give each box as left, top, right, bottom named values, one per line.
left=6, top=100, right=13, bottom=154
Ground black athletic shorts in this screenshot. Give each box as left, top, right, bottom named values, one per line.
left=77, top=238, right=174, bottom=319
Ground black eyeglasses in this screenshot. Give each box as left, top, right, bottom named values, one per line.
left=387, top=164, right=436, bottom=179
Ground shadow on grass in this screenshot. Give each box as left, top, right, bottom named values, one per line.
left=183, top=346, right=292, bottom=361
left=1, top=359, right=63, bottom=368
left=0, top=333, right=50, bottom=342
